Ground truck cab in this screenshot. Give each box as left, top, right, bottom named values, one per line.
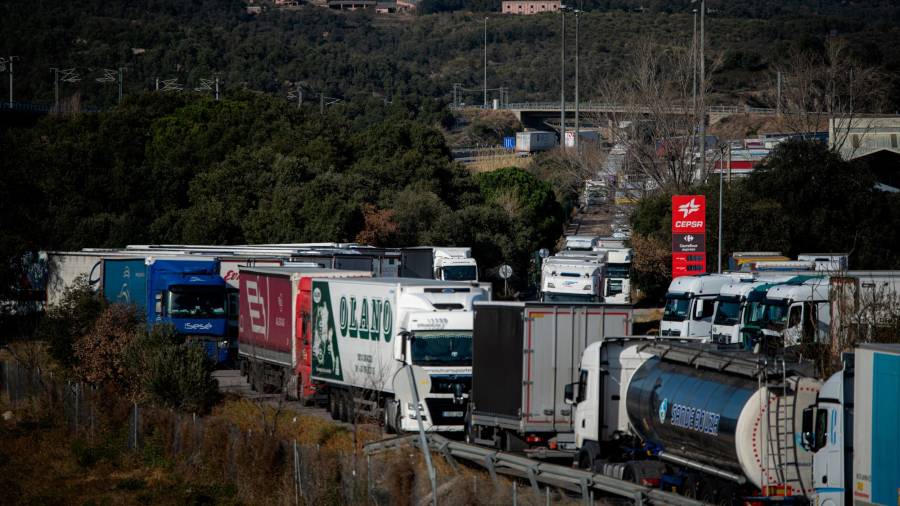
left=564, top=235, right=600, bottom=252
left=710, top=276, right=799, bottom=345
left=557, top=249, right=632, bottom=303
left=433, top=248, right=478, bottom=281
left=661, top=274, right=746, bottom=339
left=540, top=256, right=605, bottom=303
left=741, top=277, right=829, bottom=349
left=147, top=258, right=229, bottom=362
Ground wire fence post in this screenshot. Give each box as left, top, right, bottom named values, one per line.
left=546, top=486, right=550, bottom=506
left=293, top=440, right=300, bottom=506
left=513, top=481, right=518, bottom=506
left=367, top=454, right=373, bottom=502
left=132, top=402, right=139, bottom=449
left=74, top=382, right=80, bottom=436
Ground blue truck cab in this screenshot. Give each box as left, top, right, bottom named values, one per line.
left=102, top=257, right=229, bottom=364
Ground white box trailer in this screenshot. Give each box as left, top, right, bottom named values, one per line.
left=516, top=131, right=557, bottom=152
left=468, top=302, right=634, bottom=454
left=309, top=277, right=492, bottom=432
left=45, top=250, right=146, bottom=306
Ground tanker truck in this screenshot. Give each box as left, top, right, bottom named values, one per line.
left=568, top=341, right=822, bottom=503
left=309, top=277, right=491, bottom=432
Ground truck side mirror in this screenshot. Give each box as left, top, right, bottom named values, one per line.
left=154, top=292, right=163, bottom=315
left=693, top=299, right=704, bottom=319
left=564, top=382, right=576, bottom=405
left=801, top=407, right=814, bottom=451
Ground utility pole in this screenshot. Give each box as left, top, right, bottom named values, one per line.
left=718, top=143, right=725, bottom=273
left=51, top=68, right=59, bottom=111
left=118, top=67, right=126, bottom=103
left=214, top=76, right=219, bottom=101
left=574, top=8, right=580, bottom=152
left=560, top=8, right=566, bottom=149
left=4, top=56, right=19, bottom=107
left=483, top=17, right=488, bottom=109
left=698, top=0, right=706, bottom=179
left=155, top=78, right=159, bottom=91
left=320, top=93, right=325, bottom=115
left=776, top=71, right=782, bottom=117
left=692, top=9, right=697, bottom=112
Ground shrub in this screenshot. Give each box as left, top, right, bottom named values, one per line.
left=127, top=324, right=220, bottom=414
left=73, top=304, right=143, bottom=390
left=35, top=275, right=105, bottom=369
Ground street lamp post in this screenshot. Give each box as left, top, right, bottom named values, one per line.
left=574, top=8, right=580, bottom=152
left=698, top=0, right=706, bottom=178
left=560, top=7, right=566, bottom=148
left=483, top=17, right=488, bottom=109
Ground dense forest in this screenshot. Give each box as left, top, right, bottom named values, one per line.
left=1, top=0, right=899, bottom=110
left=0, top=92, right=562, bottom=297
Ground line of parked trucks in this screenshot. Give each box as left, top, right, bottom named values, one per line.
left=36, top=243, right=900, bottom=505
left=44, top=244, right=480, bottom=366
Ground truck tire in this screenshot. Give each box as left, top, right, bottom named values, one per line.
left=328, top=391, right=340, bottom=421
left=339, top=391, right=351, bottom=423
left=384, top=401, right=397, bottom=434
left=577, top=441, right=601, bottom=472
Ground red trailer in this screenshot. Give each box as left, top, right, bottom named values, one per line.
left=237, top=266, right=371, bottom=400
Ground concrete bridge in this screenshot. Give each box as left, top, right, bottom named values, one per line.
left=454, top=102, right=777, bottom=129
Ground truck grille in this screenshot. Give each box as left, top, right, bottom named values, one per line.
left=424, top=398, right=467, bottom=426
left=660, top=329, right=681, bottom=337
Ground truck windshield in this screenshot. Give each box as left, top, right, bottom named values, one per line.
left=410, top=331, right=472, bottom=366
left=167, top=286, right=226, bottom=319
left=442, top=265, right=477, bottom=281
left=713, top=298, right=742, bottom=326
left=663, top=295, right=690, bottom=322
left=745, top=300, right=788, bottom=331
left=543, top=292, right=596, bottom=303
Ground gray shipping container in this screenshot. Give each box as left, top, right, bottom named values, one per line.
left=469, top=302, right=633, bottom=452
left=515, top=131, right=557, bottom=152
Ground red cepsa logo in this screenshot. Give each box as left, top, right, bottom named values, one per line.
left=671, top=195, right=706, bottom=233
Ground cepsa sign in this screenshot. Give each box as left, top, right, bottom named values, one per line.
left=672, top=195, right=707, bottom=278
left=671, top=195, right=706, bottom=233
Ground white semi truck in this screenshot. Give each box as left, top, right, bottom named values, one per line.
left=540, top=256, right=605, bottom=303
left=558, top=248, right=633, bottom=304
left=400, top=247, right=479, bottom=281
left=660, top=274, right=751, bottom=339
left=309, top=277, right=491, bottom=432
left=803, top=343, right=900, bottom=506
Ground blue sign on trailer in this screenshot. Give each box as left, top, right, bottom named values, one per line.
left=102, top=258, right=148, bottom=308
left=503, top=136, right=515, bottom=150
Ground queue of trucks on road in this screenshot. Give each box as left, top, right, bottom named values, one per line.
left=32, top=238, right=900, bottom=505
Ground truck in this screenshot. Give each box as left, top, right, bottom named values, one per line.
left=740, top=276, right=830, bottom=349
left=660, top=273, right=750, bottom=339
left=709, top=276, right=808, bottom=345
left=797, top=253, right=849, bottom=272
left=564, top=235, right=600, bottom=252
left=540, top=256, right=606, bottom=303
left=729, top=251, right=790, bottom=272
left=467, top=302, right=634, bottom=455
left=309, top=278, right=492, bottom=432
left=803, top=343, right=900, bottom=506
left=237, top=266, right=372, bottom=400
left=399, top=247, right=478, bottom=281
left=102, top=256, right=231, bottom=363
left=515, top=131, right=557, bottom=152
left=568, top=341, right=823, bottom=503
left=556, top=249, right=632, bottom=304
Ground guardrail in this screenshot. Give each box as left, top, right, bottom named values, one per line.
left=364, top=434, right=709, bottom=506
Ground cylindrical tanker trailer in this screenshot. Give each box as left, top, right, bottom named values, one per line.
left=568, top=341, right=821, bottom=502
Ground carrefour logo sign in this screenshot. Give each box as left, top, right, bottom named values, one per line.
left=339, top=296, right=392, bottom=342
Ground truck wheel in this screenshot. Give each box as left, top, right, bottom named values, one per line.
left=384, top=401, right=397, bottom=434
left=339, top=391, right=351, bottom=423
left=328, top=391, right=340, bottom=421
left=577, top=441, right=601, bottom=472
